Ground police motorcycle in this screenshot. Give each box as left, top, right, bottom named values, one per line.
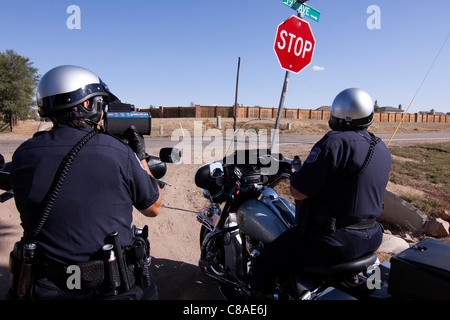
left=194, top=125, right=450, bottom=301
left=0, top=145, right=181, bottom=300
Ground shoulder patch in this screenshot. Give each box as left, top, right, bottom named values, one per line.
left=305, top=147, right=321, bottom=163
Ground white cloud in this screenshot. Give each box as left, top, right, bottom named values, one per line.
left=312, top=65, right=325, bottom=71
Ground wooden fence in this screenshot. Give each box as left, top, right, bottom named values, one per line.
left=144, top=105, right=450, bottom=123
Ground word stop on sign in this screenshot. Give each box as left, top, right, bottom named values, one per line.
left=276, top=30, right=313, bottom=58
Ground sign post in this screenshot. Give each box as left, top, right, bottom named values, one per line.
left=271, top=14, right=316, bottom=152
left=271, top=70, right=290, bottom=152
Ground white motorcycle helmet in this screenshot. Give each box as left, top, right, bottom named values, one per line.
left=328, top=88, right=374, bottom=130
left=36, top=65, right=118, bottom=123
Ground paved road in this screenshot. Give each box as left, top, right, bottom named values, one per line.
left=278, top=132, right=450, bottom=146
left=151, top=132, right=450, bottom=152
left=1, top=132, right=449, bottom=160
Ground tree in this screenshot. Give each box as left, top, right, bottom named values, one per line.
left=0, top=49, right=40, bottom=131
left=373, top=100, right=380, bottom=112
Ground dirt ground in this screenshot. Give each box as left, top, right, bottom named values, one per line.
left=0, top=119, right=449, bottom=300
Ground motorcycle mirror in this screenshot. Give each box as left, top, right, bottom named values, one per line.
left=202, top=189, right=211, bottom=199
left=0, top=154, right=11, bottom=191
left=209, top=162, right=224, bottom=178
left=147, top=155, right=167, bottom=179
left=159, top=147, right=182, bottom=163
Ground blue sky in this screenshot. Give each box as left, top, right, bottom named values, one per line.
left=1, top=0, right=449, bottom=114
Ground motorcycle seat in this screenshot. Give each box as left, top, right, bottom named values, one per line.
left=302, top=252, right=378, bottom=277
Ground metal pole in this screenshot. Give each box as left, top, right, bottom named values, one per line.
left=271, top=70, right=290, bottom=152
left=233, top=57, right=241, bottom=131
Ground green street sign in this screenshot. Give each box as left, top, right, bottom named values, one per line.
left=298, top=3, right=320, bottom=22
left=282, top=0, right=300, bottom=9
left=282, top=1, right=321, bottom=22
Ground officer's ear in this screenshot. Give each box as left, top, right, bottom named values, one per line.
left=83, top=100, right=92, bottom=110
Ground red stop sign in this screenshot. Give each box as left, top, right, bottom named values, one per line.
left=274, top=15, right=316, bottom=74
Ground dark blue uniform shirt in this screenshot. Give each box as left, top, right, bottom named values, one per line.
left=290, top=129, right=391, bottom=221
left=251, top=130, right=392, bottom=294
left=10, top=123, right=160, bottom=265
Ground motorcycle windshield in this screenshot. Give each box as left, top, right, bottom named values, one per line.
left=224, top=118, right=280, bottom=158
left=221, top=119, right=287, bottom=177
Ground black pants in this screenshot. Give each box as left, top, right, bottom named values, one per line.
left=250, top=223, right=383, bottom=294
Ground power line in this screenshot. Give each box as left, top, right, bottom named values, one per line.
left=387, top=30, right=450, bottom=147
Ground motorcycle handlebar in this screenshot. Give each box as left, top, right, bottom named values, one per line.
left=218, top=160, right=293, bottom=200
left=0, top=147, right=181, bottom=200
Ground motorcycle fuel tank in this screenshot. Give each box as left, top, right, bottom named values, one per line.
left=237, top=198, right=294, bottom=244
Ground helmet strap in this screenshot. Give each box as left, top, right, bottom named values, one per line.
left=329, top=113, right=374, bottom=131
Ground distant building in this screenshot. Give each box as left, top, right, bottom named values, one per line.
left=316, top=106, right=331, bottom=111
left=379, top=106, right=404, bottom=113
left=419, top=109, right=447, bottom=116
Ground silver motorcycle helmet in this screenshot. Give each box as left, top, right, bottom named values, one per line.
left=36, top=65, right=118, bottom=123
left=328, top=88, right=374, bottom=130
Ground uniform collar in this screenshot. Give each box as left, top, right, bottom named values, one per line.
left=53, top=121, right=92, bottom=132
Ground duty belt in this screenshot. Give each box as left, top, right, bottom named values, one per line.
left=34, top=260, right=106, bottom=292
left=320, top=216, right=377, bottom=234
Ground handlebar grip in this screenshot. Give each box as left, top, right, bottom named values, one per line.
left=0, top=191, right=13, bottom=203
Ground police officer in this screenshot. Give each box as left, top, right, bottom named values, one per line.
left=251, top=88, right=391, bottom=296
left=9, top=65, right=161, bottom=299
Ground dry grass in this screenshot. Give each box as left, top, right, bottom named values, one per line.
left=389, top=142, right=450, bottom=218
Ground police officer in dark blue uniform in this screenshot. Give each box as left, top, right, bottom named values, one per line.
left=251, top=88, right=391, bottom=296
left=9, top=65, right=161, bottom=300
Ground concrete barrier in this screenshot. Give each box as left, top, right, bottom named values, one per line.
left=378, top=191, right=428, bottom=233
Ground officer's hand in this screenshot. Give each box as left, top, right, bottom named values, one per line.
left=120, top=125, right=147, bottom=160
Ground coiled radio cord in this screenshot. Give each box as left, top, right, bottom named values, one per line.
left=29, top=129, right=98, bottom=239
